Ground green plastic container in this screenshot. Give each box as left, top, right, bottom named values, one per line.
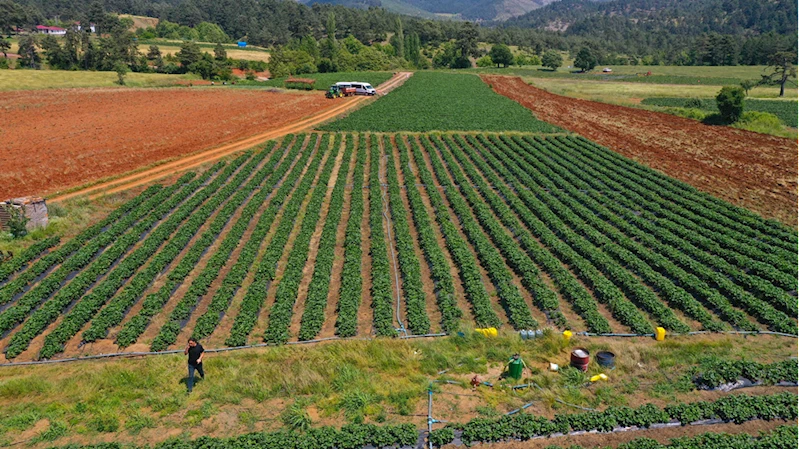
left=508, top=358, right=524, bottom=380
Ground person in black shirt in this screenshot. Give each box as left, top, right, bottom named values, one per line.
left=184, top=337, right=205, bottom=393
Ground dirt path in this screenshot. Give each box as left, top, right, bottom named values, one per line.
left=482, top=75, right=797, bottom=226
left=50, top=73, right=412, bottom=203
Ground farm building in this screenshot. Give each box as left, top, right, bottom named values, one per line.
left=35, top=25, right=66, bottom=35
left=0, top=197, right=49, bottom=231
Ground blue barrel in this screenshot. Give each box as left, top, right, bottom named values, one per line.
left=596, top=351, right=615, bottom=368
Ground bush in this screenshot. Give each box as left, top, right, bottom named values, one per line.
left=716, top=86, right=745, bottom=123
left=733, top=111, right=785, bottom=135
left=683, top=97, right=704, bottom=109
left=664, top=107, right=709, bottom=121
left=476, top=55, right=494, bottom=67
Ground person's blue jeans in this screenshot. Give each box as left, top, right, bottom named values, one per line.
left=187, top=363, right=204, bottom=392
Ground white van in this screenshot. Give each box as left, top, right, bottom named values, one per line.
left=350, top=82, right=377, bottom=96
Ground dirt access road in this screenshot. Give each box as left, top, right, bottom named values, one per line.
left=483, top=75, right=797, bottom=226
left=5, top=72, right=408, bottom=203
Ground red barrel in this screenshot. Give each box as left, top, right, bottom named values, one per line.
left=570, top=348, right=590, bottom=372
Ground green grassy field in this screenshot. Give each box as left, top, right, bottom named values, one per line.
left=0, top=69, right=194, bottom=91
left=0, top=332, right=793, bottom=448
left=641, top=97, right=798, bottom=127
left=473, top=64, right=798, bottom=87
left=261, top=72, right=395, bottom=91
left=321, top=72, right=561, bottom=132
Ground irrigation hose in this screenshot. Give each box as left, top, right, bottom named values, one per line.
left=380, top=153, right=406, bottom=337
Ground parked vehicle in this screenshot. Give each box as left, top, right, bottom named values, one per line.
left=350, top=82, right=377, bottom=96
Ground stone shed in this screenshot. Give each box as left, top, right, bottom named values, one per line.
left=0, top=197, right=49, bottom=231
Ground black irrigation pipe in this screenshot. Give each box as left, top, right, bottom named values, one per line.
left=0, top=333, right=448, bottom=367
left=1, top=328, right=793, bottom=368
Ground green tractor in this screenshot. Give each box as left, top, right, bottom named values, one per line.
left=326, top=85, right=343, bottom=99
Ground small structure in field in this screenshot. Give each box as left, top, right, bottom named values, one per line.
left=0, top=197, right=49, bottom=231
left=602, top=67, right=612, bottom=73
left=35, top=25, right=67, bottom=36
left=284, top=78, right=316, bottom=90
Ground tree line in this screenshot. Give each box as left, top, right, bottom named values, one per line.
left=1, top=0, right=796, bottom=77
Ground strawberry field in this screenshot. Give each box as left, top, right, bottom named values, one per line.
left=0, top=131, right=795, bottom=363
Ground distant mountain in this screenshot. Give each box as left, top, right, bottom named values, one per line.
left=298, top=0, right=563, bottom=21
left=502, top=0, right=797, bottom=36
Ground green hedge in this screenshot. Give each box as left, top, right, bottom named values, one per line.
left=641, top=97, right=797, bottom=127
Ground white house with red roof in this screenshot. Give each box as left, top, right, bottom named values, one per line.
left=35, top=25, right=67, bottom=36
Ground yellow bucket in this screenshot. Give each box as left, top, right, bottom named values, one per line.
left=476, top=327, right=498, bottom=338
left=655, top=327, right=666, bottom=341
left=563, top=330, right=573, bottom=341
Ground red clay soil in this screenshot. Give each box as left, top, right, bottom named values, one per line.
left=482, top=75, right=798, bottom=227
left=0, top=88, right=331, bottom=199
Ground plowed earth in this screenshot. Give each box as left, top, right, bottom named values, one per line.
left=0, top=88, right=331, bottom=199
left=483, top=75, right=798, bottom=226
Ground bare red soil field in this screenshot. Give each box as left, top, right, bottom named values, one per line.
left=483, top=75, right=798, bottom=227
left=0, top=88, right=332, bottom=198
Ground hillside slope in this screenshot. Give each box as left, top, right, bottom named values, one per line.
left=299, top=0, right=560, bottom=21
left=503, top=0, right=796, bottom=36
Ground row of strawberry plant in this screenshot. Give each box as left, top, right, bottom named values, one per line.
left=486, top=135, right=700, bottom=333
left=557, top=149, right=796, bottom=291
left=583, top=182, right=797, bottom=315
left=597, top=425, right=796, bottom=449
left=41, top=151, right=261, bottom=359
left=423, top=136, right=536, bottom=330
left=442, top=135, right=567, bottom=328
left=87, top=142, right=277, bottom=345
left=479, top=425, right=799, bottom=449
left=469, top=135, right=652, bottom=334
left=191, top=138, right=306, bottom=341
left=297, top=135, right=352, bottom=340
left=531, top=136, right=796, bottom=322
left=225, top=134, right=326, bottom=346
left=335, top=135, right=367, bottom=337
left=531, top=137, right=794, bottom=333
left=568, top=139, right=796, bottom=285
left=147, top=146, right=288, bottom=351
left=689, top=357, right=798, bottom=389
left=263, top=134, right=340, bottom=344
left=0, top=178, right=193, bottom=338
left=488, top=136, right=691, bottom=333
left=3, top=167, right=220, bottom=358
left=383, top=135, right=431, bottom=335
left=569, top=136, right=797, bottom=262
left=404, top=137, right=501, bottom=329
left=537, top=137, right=796, bottom=312
left=0, top=236, right=60, bottom=286
left=515, top=137, right=755, bottom=331
left=0, top=185, right=163, bottom=307
left=394, top=136, right=462, bottom=333
left=55, top=423, right=418, bottom=449
left=448, top=135, right=610, bottom=334
left=581, top=138, right=795, bottom=245
left=117, top=136, right=304, bottom=348
left=501, top=135, right=739, bottom=331
left=573, top=136, right=797, bottom=250
left=430, top=392, right=796, bottom=446
left=368, top=134, right=398, bottom=336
